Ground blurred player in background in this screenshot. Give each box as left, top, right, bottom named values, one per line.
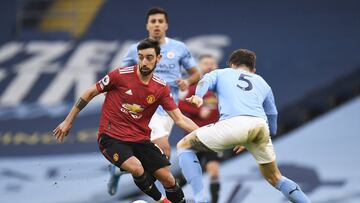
left=177, top=49, right=311, bottom=203
left=178, top=54, right=221, bottom=203
left=108, top=7, right=200, bottom=196
left=53, top=38, right=198, bottom=203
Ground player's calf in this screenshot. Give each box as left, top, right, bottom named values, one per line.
left=133, top=171, right=162, bottom=201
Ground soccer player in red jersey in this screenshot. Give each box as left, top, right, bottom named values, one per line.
left=53, top=38, right=197, bottom=203
left=108, top=7, right=200, bottom=197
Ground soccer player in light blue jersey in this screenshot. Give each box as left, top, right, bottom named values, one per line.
left=177, top=49, right=311, bottom=203
left=107, top=7, right=200, bottom=197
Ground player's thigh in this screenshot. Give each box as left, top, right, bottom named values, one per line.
left=202, top=151, right=221, bottom=163
left=195, top=118, right=249, bottom=152
left=152, top=136, right=170, bottom=150
left=98, top=133, right=134, bottom=169
left=196, top=151, right=220, bottom=167
left=149, top=113, right=174, bottom=141
left=247, top=138, right=276, bottom=164
left=245, top=121, right=276, bottom=164
left=133, top=141, right=171, bottom=174
left=197, top=116, right=272, bottom=153
left=121, top=156, right=144, bottom=175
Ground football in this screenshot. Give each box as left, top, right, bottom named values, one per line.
left=132, top=200, right=148, bottom=203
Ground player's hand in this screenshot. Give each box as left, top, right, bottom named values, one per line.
left=53, top=120, right=72, bottom=143
left=233, top=145, right=246, bottom=154
left=186, top=95, right=203, bottom=108
left=176, top=79, right=190, bottom=91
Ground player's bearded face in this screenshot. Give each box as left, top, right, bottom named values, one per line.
left=139, top=62, right=157, bottom=76
left=138, top=49, right=160, bottom=76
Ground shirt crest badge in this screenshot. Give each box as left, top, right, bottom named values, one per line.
left=113, top=153, right=119, bottom=162
left=167, top=51, right=175, bottom=59
left=146, top=95, right=156, bottom=104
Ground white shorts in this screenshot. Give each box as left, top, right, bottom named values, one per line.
left=149, top=112, right=174, bottom=141
left=196, top=116, right=276, bottom=164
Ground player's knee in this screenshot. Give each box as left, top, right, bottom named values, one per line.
left=159, top=173, right=176, bottom=188
left=176, top=140, right=184, bottom=150
left=127, top=164, right=144, bottom=177
left=176, top=138, right=189, bottom=150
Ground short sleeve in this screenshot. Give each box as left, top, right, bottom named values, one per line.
left=160, top=85, right=177, bottom=111
left=122, top=44, right=138, bottom=67
left=179, top=45, right=196, bottom=70
left=195, top=70, right=218, bottom=97
left=96, top=69, right=120, bottom=93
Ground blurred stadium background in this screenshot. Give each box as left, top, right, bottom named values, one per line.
left=0, top=0, right=359, bottom=202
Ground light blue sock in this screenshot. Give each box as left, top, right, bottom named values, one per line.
left=178, top=149, right=208, bottom=203
left=275, top=176, right=311, bottom=203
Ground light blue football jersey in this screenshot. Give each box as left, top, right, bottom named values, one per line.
left=195, top=68, right=278, bottom=134
left=122, top=37, right=196, bottom=115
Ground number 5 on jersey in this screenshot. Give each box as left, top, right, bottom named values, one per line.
left=237, top=73, right=253, bottom=91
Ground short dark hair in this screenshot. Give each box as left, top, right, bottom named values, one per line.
left=146, top=7, right=168, bottom=23
left=137, top=38, right=161, bottom=55
left=227, top=49, right=256, bottom=70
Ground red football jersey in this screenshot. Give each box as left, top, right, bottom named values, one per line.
left=96, top=65, right=177, bottom=142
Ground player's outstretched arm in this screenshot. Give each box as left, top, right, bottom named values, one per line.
left=53, top=84, right=100, bottom=142
left=176, top=67, right=200, bottom=91
left=166, top=108, right=199, bottom=134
